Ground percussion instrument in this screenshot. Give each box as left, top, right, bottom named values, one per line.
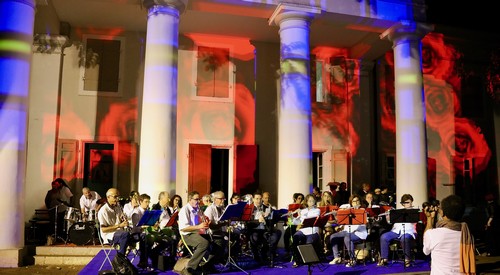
left=68, top=222, right=95, bottom=245
left=86, top=210, right=96, bottom=223
left=64, top=207, right=81, bottom=222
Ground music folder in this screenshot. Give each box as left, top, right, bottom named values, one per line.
left=301, top=215, right=330, bottom=228
left=272, top=208, right=289, bottom=222
left=137, top=210, right=162, bottom=227
left=165, top=210, right=179, bottom=227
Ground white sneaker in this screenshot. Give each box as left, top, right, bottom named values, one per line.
left=329, top=258, right=342, bottom=265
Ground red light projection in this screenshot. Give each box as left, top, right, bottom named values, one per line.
left=379, top=32, right=493, bottom=197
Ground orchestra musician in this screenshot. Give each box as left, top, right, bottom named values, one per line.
left=329, top=194, right=368, bottom=267
left=247, top=192, right=282, bottom=267
left=284, top=193, right=304, bottom=256
left=97, top=188, right=131, bottom=256
left=178, top=191, right=219, bottom=275
left=129, top=193, right=152, bottom=269
left=377, top=193, right=418, bottom=268
left=147, top=191, right=179, bottom=270
left=291, top=194, right=321, bottom=267
left=79, top=187, right=101, bottom=222
left=204, top=191, right=230, bottom=263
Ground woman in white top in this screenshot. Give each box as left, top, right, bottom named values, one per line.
left=329, top=194, right=368, bottom=267
left=291, top=194, right=321, bottom=267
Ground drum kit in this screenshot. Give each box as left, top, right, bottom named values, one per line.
left=64, top=207, right=97, bottom=245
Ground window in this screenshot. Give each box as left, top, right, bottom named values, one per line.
left=311, top=58, right=331, bottom=103
left=79, top=35, right=124, bottom=96
left=194, top=45, right=234, bottom=102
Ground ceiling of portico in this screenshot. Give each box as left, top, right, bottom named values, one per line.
left=46, top=0, right=401, bottom=59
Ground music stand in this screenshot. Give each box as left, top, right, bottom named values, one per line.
left=388, top=208, right=420, bottom=267
left=336, top=208, right=367, bottom=260
left=136, top=210, right=162, bottom=227
left=297, top=244, right=321, bottom=275
left=218, top=201, right=249, bottom=274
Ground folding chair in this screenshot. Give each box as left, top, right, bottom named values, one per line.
left=180, top=233, right=208, bottom=263
left=96, top=222, right=114, bottom=271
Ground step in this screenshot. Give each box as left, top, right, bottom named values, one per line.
left=34, top=244, right=108, bottom=266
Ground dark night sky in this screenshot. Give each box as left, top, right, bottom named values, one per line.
left=425, top=1, right=498, bottom=32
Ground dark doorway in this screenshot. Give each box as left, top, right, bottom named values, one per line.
left=83, top=143, right=114, bottom=199
left=211, top=148, right=229, bottom=195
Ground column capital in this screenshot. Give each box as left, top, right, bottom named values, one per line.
left=268, top=2, right=321, bottom=26
left=142, top=0, right=188, bottom=13
left=33, top=34, right=70, bottom=54
left=380, top=21, right=433, bottom=45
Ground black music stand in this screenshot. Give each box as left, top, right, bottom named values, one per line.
left=336, top=208, right=367, bottom=260
left=388, top=208, right=420, bottom=267
left=218, top=201, right=249, bottom=274
left=297, top=244, right=321, bottom=275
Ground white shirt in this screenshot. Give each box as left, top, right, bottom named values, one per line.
left=79, top=191, right=101, bottom=212
left=178, top=203, right=202, bottom=236
left=131, top=207, right=146, bottom=234
left=123, top=202, right=137, bottom=219
left=97, top=203, right=125, bottom=244
left=294, top=207, right=321, bottom=235
left=423, top=227, right=462, bottom=275
left=159, top=207, right=174, bottom=229
left=204, top=203, right=225, bottom=234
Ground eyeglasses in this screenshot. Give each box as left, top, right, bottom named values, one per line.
left=352, top=199, right=360, bottom=203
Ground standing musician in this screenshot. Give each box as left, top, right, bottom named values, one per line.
left=377, top=193, right=418, bottom=268
left=79, top=187, right=101, bottom=222
left=178, top=191, right=219, bottom=275
left=247, top=192, right=282, bottom=267
left=291, top=194, right=321, bottom=267
left=97, top=188, right=130, bottom=256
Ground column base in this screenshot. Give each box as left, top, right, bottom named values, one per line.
left=0, top=247, right=26, bottom=267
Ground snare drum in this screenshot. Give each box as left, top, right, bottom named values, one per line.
left=64, top=207, right=81, bottom=222
left=68, top=222, right=95, bottom=245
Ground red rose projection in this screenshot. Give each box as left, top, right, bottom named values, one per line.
left=423, top=75, right=460, bottom=130
left=436, top=118, right=491, bottom=176
left=312, top=58, right=360, bottom=156
left=380, top=32, right=493, bottom=192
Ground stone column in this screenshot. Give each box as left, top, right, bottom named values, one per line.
left=269, top=3, right=321, bottom=208
left=381, top=21, right=432, bottom=206
left=138, top=0, right=187, bottom=199
left=0, top=0, right=35, bottom=267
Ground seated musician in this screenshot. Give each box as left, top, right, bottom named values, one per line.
left=97, top=188, right=131, bottom=256
left=284, top=193, right=304, bottom=257
left=318, top=191, right=336, bottom=255
left=178, top=191, right=219, bottom=275
left=204, top=191, right=236, bottom=262
left=129, top=193, right=152, bottom=269
left=329, top=194, right=368, bottom=267
left=247, top=192, right=282, bottom=267
left=146, top=191, right=179, bottom=269
left=377, top=193, right=417, bottom=268
left=79, top=187, right=101, bottom=222
left=291, top=194, right=321, bottom=267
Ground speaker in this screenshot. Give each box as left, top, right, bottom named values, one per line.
left=297, top=244, right=320, bottom=264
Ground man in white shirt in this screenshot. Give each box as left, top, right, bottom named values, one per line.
left=423, top=194, right=475, bottom=275
left=178, top=191, right=216, bottom=275
left=79, top=187, right=101, bottom=221
left=97, top=188, right=129, bottom=255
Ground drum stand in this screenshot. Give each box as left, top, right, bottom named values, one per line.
left=50, top=204, right=67, bottom=244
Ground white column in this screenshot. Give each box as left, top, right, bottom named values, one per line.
left=381, top=22, right=432, bottom=207
left=139, top=0, right=187, bottom=200
left=269, top=3, right=320, bottom=209
left=0, top=0, right=35, bottom=266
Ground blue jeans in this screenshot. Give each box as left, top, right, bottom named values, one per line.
left=330, top=231, right=362, bottom=259
left=379, top=231, right=414, bottom=260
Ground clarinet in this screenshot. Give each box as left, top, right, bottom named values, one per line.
left=198, top=208, right=213, bottom=241
left=117, top=204, right=131, bottom=232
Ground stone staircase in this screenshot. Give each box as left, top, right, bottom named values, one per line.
left=33, top=244, right=104, bottom=266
